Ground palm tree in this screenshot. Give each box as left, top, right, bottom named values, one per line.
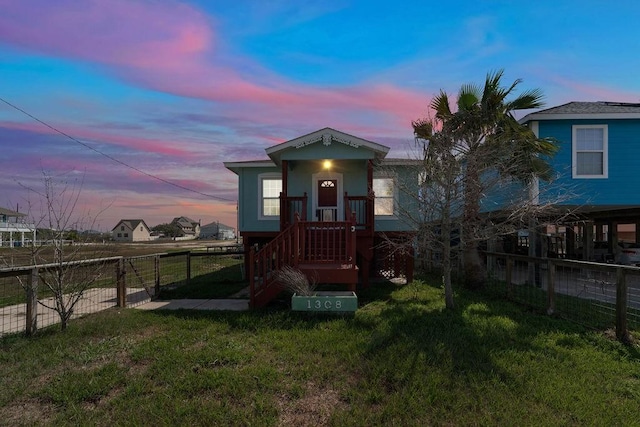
left=420, top=70, right=558, bottom=289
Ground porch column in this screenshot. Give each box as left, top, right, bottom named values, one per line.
left=583, top=222, right=594, bottom=261
left=367, top=159, right=373, bottom=194
left=565, top=226, right=576, bottom=258
left=282, top=160, right=288, bottom=197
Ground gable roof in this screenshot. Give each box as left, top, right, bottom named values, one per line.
left=111, top=219, right=149, bottom=232
left=0, top=207, right=26, bottom=218
left=521, top=101, right=640, bottom=122
left=265, top=127, right=390, bottom=166
left=172, top=216, right=199, bottom=226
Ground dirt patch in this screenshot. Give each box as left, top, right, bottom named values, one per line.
left=0, top=398, right=55, bottom=425
left=276, top=381, right=348, bottom=427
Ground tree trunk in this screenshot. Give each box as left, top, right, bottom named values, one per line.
left=462, top=156, right=486, bottom=290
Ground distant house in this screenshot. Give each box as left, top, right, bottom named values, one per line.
left=200, top=221, right=236, bottom=240
left=0, top=207, right=36, bottom=247
left=171, top=216, right=201, bottom=239
left=111, top=219, right=152, bottom=242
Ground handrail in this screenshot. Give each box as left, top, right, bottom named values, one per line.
left=249, top=219, right=299, bottom=308
left=250, top=212, right=358, bottom=307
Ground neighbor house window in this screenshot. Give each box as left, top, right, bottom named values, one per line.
left=124, top=233, right=129, bottom=238
left=373, top=177, right=395, bottom=216
left=573, top=125, right=608, bottom=178
left=117, top=233, right=122, bottom=238
left=260, top=175, right=282, bottom=218
left=120, top=226, right=124, bottom=231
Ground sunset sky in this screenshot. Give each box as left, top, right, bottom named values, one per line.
left=1, top=0, right=639, bottom=231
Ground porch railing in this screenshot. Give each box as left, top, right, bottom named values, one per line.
left=279, top=191, right=373, bottom=233
left=344, top=192, right=374, bottom=235
left=280, top=192, right=307, bottom=230
left=249, top=213, right=357, bottom=308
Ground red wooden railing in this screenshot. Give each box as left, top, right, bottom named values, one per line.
left=249, top=213, right=357, bottom=308
left=280, top=192, right=307, bottom=230
left=344, top=192, right=374, bottom=235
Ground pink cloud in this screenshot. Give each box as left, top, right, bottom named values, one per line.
left=547, top=75, right=640, bottom=103
left=0, top=0, right=430, bottom=142
left=0, top=120, right=194, bottom=159
left=0, top=0, right=212, bottom=70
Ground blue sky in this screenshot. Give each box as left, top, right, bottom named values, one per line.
left=1, top=0, right=638, bottom=229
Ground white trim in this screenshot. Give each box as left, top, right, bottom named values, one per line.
left=572, top=124, right=608, bottom=179
left=258, top=173, right=282, bottom=220
left=311, top=171, right=343, bottom=221
left=373, top=173, right=398, bottom=219
left=521, top=112, right=640, bottom=122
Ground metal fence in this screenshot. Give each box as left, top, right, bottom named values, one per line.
left=484, top=252, right=640, bottom=341
left=0, top=248, right=245, bottom=337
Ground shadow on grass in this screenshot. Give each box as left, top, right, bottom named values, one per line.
left=158, top=264, right=247, bottom=299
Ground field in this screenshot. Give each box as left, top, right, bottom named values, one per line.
left=0, top=239, right=229, bottom=267
left=1, top=280, right=639, bottom=426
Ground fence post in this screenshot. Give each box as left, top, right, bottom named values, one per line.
left=116, top=258, right=126, bottom=308
left=25, top=267, right=38, bottom=336
left=249, top=246, right=255, bottom=308
left=186, top=252, right=191, bottom=285
left=615, top=267, right=630, bottom=343
left=546, top=260, right=556, bottom=315
left=154, top=255, right=160, bottom=297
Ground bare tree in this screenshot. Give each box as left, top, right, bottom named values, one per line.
left=17, top=171, right=111, bottom=331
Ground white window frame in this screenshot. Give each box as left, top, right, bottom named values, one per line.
left=373, top=174, right=397, bottom=219
left=258, top=173, right=282, bottom=220
left=572, top=125, right=608, bottom=179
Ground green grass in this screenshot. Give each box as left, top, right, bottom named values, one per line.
left=1, top=280, right=639, bottom=426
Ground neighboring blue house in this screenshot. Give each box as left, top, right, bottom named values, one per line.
left=520, top=101, right=640, bottom=258
left=224, top=128, right=418, bottom=307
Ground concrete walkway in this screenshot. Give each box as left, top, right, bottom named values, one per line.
left=135, top=298, right=249, bottom=311
left=1, top=287, right=251, bottom=336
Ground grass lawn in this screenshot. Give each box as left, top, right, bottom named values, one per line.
left=1, top=279, right=639, bottom=426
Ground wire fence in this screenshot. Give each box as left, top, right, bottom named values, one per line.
left=484, top=252, right=640, bottom=341
left=0, top=248, right=246, bottom=337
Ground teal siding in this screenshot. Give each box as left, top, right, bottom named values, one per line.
left=235, top=160, right=418, bottom=233
left=238, top=166, right=281, bottom=233
left=375, top=164, right=417, bottom=232
left=538, top=119, right=640, bottom=206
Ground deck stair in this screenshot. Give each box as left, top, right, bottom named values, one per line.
left=249, top=214, right=358, bottom=308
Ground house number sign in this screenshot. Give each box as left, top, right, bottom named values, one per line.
left=307, top=299, right=342, bottom=309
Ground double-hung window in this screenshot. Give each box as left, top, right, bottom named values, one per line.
left=572, top=125, right=608, bottom=178
left=260, top=174, right=282, bottom=218
left=373, top=177, right=395, bottom=216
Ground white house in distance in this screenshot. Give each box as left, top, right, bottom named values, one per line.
left=111, top=219, right=152, bottom=242
left=0, top=206, right=36, bottom=247
left=200, top=221, right=236, bottom=240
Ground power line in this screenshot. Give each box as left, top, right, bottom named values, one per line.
left=0, top=97, right=236, bottom=202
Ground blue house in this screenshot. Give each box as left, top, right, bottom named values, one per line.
left=224, top=128, right=418, bottom=307
left=520, top=101, right=640, bottom=258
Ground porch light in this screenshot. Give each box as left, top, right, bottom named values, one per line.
left=323, top=160, right=332, bottom=170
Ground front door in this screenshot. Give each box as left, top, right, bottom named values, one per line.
left=317, top=179, right=338, bottom=221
